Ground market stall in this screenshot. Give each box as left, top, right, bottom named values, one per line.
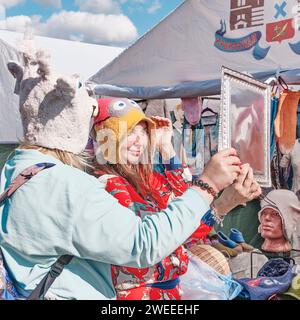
left=88, top=0, right=300, bottom=300
left=1, top=0, right=300, bottom=300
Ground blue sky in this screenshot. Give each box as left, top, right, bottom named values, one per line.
left=0, top=0, right=183, bottom=46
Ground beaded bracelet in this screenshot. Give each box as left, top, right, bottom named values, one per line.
left=192, top=179, right=218, bottom=200
left=210, top=203, right=226, bottom=227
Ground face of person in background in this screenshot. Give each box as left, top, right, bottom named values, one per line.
left=260, top=208, right=285, bottom=240
left=119, top=121, right=149, bottom=165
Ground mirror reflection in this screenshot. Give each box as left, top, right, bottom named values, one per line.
left=230, top=82, right=265, bottom=174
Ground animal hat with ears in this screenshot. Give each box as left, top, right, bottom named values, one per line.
left=7, top=41, right=98, bottom=154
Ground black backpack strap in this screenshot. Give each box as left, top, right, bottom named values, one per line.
left=27, top=255, right=73, bottom=300
left=0, top=162, right=73, bottom=299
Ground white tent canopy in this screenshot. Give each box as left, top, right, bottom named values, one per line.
left=0, top=38, right=23, bottom=143
left=0, top=30, right=124, bottom=143
left=0, top=30, right=124, bottom=81
left=90, top=0, right=300, bottom=99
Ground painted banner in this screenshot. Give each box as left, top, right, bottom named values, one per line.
left=214, top=0, right=300, bottom=60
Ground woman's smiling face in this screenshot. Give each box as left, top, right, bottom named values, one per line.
left=119, top=121, right=149, bottom=165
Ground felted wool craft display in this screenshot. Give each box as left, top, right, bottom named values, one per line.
left=274, top=90, right=300, bottom=155
left=280, top=139, right=300, bottom=196
left=181, top=97, right=202, bottom=125
left=144, top=99, right=166, bottom=118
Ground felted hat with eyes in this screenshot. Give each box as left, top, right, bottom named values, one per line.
left=92, top=97, right=155, bottom=163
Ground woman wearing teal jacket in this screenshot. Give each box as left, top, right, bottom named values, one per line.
left=0, top=48, right=261, bottom=299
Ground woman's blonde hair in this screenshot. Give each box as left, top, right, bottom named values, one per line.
left=96, top=157, right=153, bottom=197
left=19, top=143, right=94, bottom=172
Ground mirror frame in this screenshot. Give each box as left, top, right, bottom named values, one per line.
left=218, top=67, right=272, bottom=188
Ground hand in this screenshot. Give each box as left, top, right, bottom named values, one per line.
left=199, top=148, right=242, bottom=193
left=213, top=164, right=262, bottom=215
left=151, top=116, right=175, bottom=160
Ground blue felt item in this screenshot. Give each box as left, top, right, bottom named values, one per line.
left=237, top=263, right=294, bottom=300
left=217, top=231, right=238, bottom=249
left=229, top=228, right=245, bottom=244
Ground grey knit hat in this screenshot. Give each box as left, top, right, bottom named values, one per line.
left=7, top=43, right=98, bottom=154
left=258, top=190, right=300, bottom=248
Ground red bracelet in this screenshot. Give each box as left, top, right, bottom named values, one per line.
left=192, top=179, right=218, bottom=199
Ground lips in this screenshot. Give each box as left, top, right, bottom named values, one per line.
left=129, top=150, right=141, bottom=156
left=261, top=225, right=274, bottom=231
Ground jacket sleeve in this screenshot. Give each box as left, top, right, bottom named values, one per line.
left=71, top=179, right=210, bottom=268
left=153, top=155, right=214, bottom=247
left=184, top=211, right=215, bottom=248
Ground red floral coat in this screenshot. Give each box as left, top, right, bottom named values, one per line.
left=96, top=159, right=214, bottom=300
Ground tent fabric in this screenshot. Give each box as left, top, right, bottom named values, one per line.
left=90, top=0, right=300, bottom=99
left=0, top=30, right=124, bottom=144
left=90, top=70, right=282, bottom=99
left=0, top=30, right=124, bottom=81
left=0, top=39, right=23, bottom=143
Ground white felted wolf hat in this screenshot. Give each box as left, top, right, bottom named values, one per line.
left=7, top=40, right=98, bottom=154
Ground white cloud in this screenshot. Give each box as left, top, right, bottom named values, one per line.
left=0, top=10, right=138, bottom=46
left=33, top=0, right=61, bottom=9
left=0, top=0, right=24, bottom=8
left=0, top=14, right=33, bottom=32
left=75, top=0, right=121, bottom=14
left=44, top=11, right=137, bottom=45
left=147, top=0, right=161, bottom=14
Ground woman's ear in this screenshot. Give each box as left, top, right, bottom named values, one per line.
left=7, top=61, right=24, bottom=94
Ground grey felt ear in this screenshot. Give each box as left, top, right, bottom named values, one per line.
left=7, top=61, right=24, bottom=94
left=55, top=76, right=77, bottom=100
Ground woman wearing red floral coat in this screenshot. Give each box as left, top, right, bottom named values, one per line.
left=92, top=97, right=261, bottom=300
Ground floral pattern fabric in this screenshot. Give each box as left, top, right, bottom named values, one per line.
left=97, top=163, right=214, bottom=300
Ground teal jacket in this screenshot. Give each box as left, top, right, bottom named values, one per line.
left=0, top=149, right=209, bottom=299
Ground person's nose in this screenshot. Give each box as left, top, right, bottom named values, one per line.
left=264, top=213, right=272, bottom=221
left=133, top=134, right=141, bottom=145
